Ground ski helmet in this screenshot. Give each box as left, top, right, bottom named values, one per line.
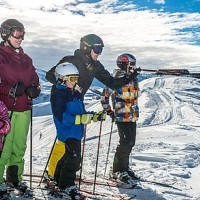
left=116, top=53, right=136, bottom=70
left=0, top=19, right=25, bottom=40
left=80, top=34, right=104, bottom=55
left=55, top=62, right=79, bottom=84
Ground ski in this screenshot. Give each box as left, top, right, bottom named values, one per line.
left=23, top=173, right=182, bottom=198
left=138, top=178, right=181, bottom=191
left=103, top=176, right=182, bottom=191
left=79, top=178, right=137, bottom=189
left=39, top=186, right=136, bottom=200
left=22, top=174, right=137, bottom=199
left=24, top=173, right=180, bottom=191
left=23, top=173, right=137, bottom=189
left=80, top=188, right=137, bottom=200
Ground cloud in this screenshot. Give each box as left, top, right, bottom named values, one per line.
left=0, top=0, right=200, bottom=71
left=154, top=0, right=165, bottom=5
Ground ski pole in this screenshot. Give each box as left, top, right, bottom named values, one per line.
left=39, top=136, right=57, bottom=186
left=79, top=125, right=87, bottom=190
left=130, top=151, right=133, bottom=169
left=104, top=119, right=114, bottom=177
left=30, top=100, right=33, bottom=189
left=93, top=120, right=103, bottom=195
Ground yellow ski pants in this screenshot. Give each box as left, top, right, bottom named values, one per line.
left=48, top=139, right=65, bottom=177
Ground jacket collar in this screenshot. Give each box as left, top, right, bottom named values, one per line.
left=0, top=41, right=24, bottom=54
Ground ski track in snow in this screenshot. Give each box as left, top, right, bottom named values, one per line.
left=22, top=76, right=200, bottom=200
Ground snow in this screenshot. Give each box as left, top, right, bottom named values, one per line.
left=22, top=73, right=200, bottom=199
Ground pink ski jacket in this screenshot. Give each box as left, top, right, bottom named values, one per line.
left=0, top=100, right=11, bottom=151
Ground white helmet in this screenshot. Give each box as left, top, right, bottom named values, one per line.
left=55, top=62, right=79, bottom=83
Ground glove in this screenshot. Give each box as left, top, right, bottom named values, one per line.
left=93, top=111, right=106, bottom=122
left=75, top=114, right=93, bottom=124
left=105, top=109, right=115, bottom=121
left=135, top=67, right=141, bottom=73
left=106, top=109, right=114, bottom=116
left=25, top=85, right=40, bottom=99
left=125, top=69, right=139, bottom=82
left=81, top=114, right=93, bottom=124
left=0, top=119, right=10, bottom=135
left=9, top=81, right=25, bottom=98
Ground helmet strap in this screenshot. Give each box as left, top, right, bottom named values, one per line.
left=6, top=40, right=20, bottom=50
left=57, top=78, right=66, bottom=85
left=74, top=83, right=83, bottom=93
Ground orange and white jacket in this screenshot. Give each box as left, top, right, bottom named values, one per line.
left=101, top=69, right=140, bottom=122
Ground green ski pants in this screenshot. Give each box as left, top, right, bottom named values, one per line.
left=0, top=110, right=30, bottom=183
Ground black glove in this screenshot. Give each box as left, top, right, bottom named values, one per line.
left=9, top=81, right=26, bottom=98
left=135, top=67, right=141, bottom=73
left=93, top=111, right=106, bottom=122
left=106, top=109, right=114, bottom=116
left=106, top=109, right=115, bottom=121
left=25, top=85, right=40, bottom=99
left=125, top=70, right=138, bottom=82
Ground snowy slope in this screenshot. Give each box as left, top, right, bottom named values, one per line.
left=23, top=75, right=200, bottom=200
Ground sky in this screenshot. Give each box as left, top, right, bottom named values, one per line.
left=21, top=72, right=200, bottom=199
left=0, top=0, right=200, bottom=72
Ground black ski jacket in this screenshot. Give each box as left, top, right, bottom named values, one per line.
left=46, top=49, right=138, bottom=100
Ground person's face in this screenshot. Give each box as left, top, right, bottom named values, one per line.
left=66, top=81, right=75, bottom=89
left=65, top=75, right=79, bottom=89
left=8, top=35, right=22, bottom=49
left=7, top=28, right=25, bottom=49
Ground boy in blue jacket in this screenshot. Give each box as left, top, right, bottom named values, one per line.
left=50, top=62, right=105, bottom=199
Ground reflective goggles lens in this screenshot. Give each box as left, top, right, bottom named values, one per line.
left=92, top=46, right=103, bottom=54
left=67, top=75, right=79, bottom=83
left=129, top=61, right=136, bottom=66
left=10, top=28, right=25, bottom=40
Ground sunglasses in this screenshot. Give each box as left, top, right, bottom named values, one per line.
left=10, top=28, right=25, bottom=40
left=92, top=46, right=103, bottom=54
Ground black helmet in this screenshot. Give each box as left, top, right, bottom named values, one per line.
left=0, top=19, right=24, bottom=40
left=80, top=34, right=104, bottom=55
left=116, top=53, right=136, bottom=70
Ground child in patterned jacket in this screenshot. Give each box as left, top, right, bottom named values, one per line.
left=101, top=53, right=141, bottom=185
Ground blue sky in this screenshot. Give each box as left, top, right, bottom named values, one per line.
left=0, top=0, right=200, bottom=71
left=85, top=0, right=200, bottom=14
left=130, top=0, right=200, bottom=13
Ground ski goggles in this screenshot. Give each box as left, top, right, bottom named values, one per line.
left=10, top=27, right=25, bottom=40
left=92, top=46, right=103, bottom=54
left=64, top=75, right=79, bottom=83
left=129, top=61, right=136, bottom=66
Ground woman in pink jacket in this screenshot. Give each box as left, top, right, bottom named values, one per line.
left=0, top=19, right=40, bottom=196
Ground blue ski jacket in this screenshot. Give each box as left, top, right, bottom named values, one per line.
left=50, top=84, right=86, bottom=142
